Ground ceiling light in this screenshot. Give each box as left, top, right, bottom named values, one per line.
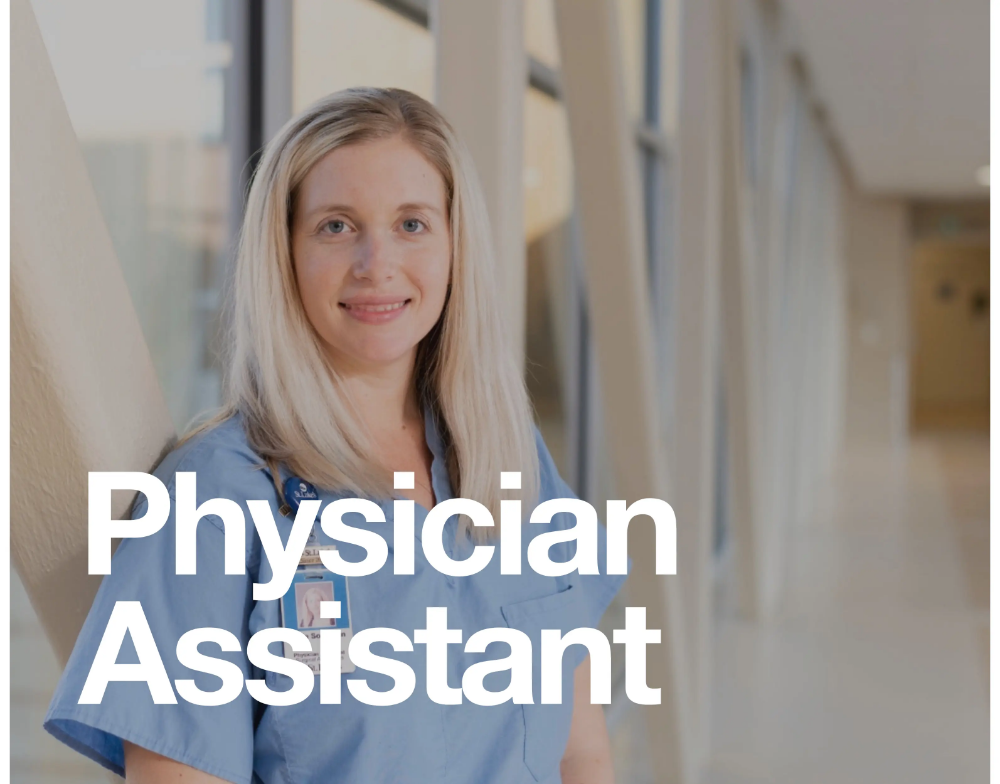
left=975, top=165, right=989, bottom=187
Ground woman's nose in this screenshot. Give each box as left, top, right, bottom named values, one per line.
left=352, top=232, right=398, bottom=284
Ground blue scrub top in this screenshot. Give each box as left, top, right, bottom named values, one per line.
left=44, top=410, right=629, bottom=784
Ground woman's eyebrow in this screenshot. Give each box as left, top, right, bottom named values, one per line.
left=301, top=202, right=442, bottom=219
left=302, top=203, right=355, bottom=221
left=398, top=202, right=443, bottom=217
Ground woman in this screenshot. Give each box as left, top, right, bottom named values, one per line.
left=45, top=88, right=626, bottom=784
left=298, top=587, right=334, bottom=629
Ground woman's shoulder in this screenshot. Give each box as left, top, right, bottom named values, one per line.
left=145, top=411, right=276, bottom=501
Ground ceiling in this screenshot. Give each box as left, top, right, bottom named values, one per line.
left=782, top=0, right=989, bottom=198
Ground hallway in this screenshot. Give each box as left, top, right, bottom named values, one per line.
left=705, top=433, right=989, bottom=783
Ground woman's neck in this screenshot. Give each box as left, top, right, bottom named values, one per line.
left=333, top=349, right=436, bottom=507
left=337, top=352, right=422, bottom=438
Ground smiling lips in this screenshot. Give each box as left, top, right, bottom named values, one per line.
left=339, top=298, right=411, bottom=324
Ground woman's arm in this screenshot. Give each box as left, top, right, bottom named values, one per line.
left=560, top=656, right=616, bottom=784
left=124, top=741, right=231, bottom=783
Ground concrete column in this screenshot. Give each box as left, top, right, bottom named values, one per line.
left=718, top=0, right=765, bottom=620
left=433, top=0, right=527, bottom=365
left=671, top=0, right=724, bottom=763
left=11, top=0, right=175, bottom=664
left=553, top=0, right=694, bottom=781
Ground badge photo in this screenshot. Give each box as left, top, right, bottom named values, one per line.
left=280, top=568, right=355, bottom=674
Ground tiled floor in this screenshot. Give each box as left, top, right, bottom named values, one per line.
left=11, top=571, right=110, bottom=784
left=704, top=433, right=988, bottom=784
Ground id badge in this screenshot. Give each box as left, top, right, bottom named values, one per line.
left=279, top=545, right=355, bottom=674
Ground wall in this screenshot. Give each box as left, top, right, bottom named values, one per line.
left=843, top=190, right=911, bottom=446
left=910, top=240, right=990, bottom=429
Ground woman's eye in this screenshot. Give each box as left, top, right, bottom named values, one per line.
left=402, top=218, right=425, bottom=233
left=323, top=220, right=349, bottom=234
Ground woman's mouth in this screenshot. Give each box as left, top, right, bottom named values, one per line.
left=339, top=298, right=411, bottom=324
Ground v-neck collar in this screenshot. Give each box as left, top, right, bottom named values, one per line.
left=269, top=403, right=454, bottom=539
left=422, top=401, right=453, bottom=509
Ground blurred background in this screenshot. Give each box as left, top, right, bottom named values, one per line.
left=13, top=0, right=988, bottom=782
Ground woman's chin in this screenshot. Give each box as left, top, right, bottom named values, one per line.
left=334, top=343, right=419, bottom=371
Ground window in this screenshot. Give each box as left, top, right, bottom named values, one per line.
left=31, top=0, right=235, bottom=431
left=292, top=0, right=434, bottom=111
left=631, top=0, right=680, bottom=451
left=523, top=0, right=602, bottom=500
left=524, top=86, right=576, bottom=477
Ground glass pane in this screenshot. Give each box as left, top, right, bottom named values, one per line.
left=524, top=88, right=575, bottom=477
left=292, top=0, right=434, bottom=112
left=524, top=89, right=574, bottom=243
left=525, top=0, right=560, bottom=69
left=31, top=0, right=232, bottom=431
left=618, top=0, right=645, bottom=122
left=740, top=47, right=759, bottom=186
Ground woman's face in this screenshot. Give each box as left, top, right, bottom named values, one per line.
left=291, top=135, right=451, bottom=374
left=304, top=590, right=322, bottom=617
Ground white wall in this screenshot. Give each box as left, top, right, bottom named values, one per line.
left=842, top=191, right=911, bottom=446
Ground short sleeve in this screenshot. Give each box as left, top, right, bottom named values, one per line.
left=43, top=435, right=265, bottom=784
left=532, top=429, right=630, bottom=629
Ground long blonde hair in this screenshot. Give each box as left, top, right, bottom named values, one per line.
left=193, top=87, right=538, bottom=538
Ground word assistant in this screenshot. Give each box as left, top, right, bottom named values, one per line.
left=78, top=603, right=663, bottom=708
left=88, top=472, right=676, bottom=601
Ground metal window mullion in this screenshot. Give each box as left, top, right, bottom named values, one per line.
left=528, top=57, right=562, bottom=100
left=565, top=205, right=589, bottom=498
left=372, top=0, right=430, bottom=27
left=642, top=0, right=664, bottom=307
left=643, top=0, right=662, bottom=127
left=245, top=0, right=265, bottom=186
left=643, top=146, right=660, bottom=291
left=635, top=121, right=672, bottom=155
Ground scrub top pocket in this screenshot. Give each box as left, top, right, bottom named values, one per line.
left=258, top=683, right=449, bottom=784
left=500, top=584, right=590, bottom=783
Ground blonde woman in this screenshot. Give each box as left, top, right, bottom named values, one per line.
left=45, top=88, right=626, bottom=784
